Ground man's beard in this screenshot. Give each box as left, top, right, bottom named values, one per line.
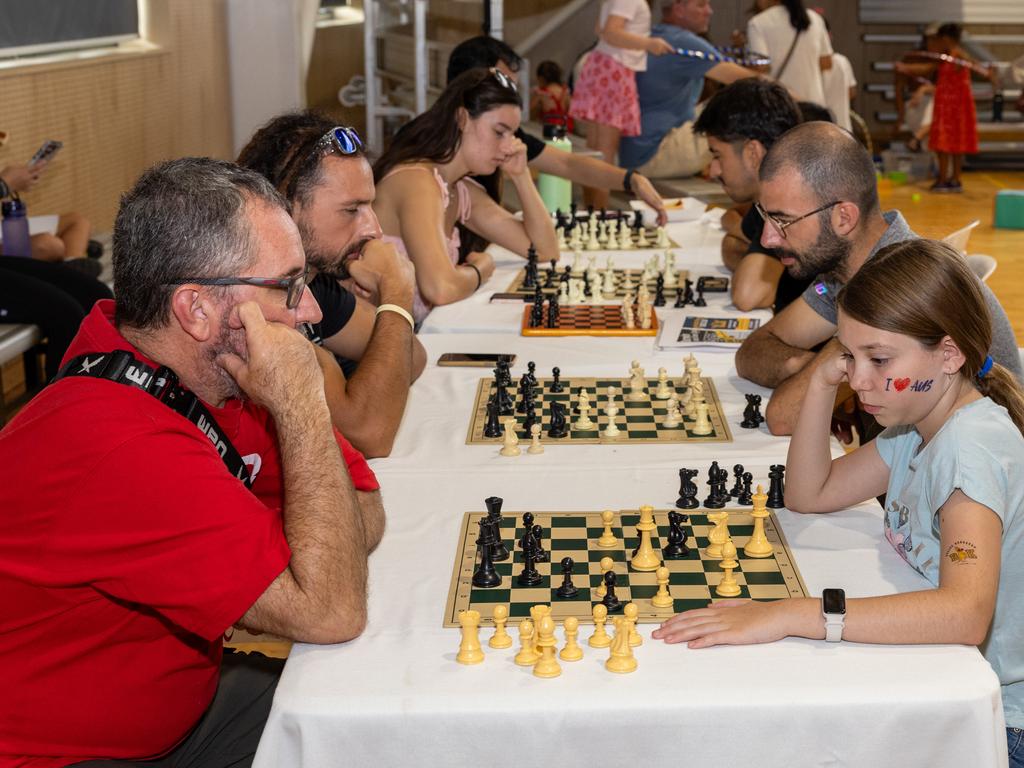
left=205, top=311, right=247, bottom=402
left=779, top=217, right=852, bottom=282
left=297, top=218, right=371, bottom=280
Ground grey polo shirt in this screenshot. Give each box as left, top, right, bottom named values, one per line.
left=801, top=210, right=1022, bottom=380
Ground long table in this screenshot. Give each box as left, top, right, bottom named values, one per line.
left=253, top=216, right=1008, bottom=767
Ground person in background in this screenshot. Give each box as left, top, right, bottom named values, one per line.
left=746, top=0, right=832, bottom=107
left=819, top=16, right=857, bottom=133
left=530, top=60, right=572, bottom=134
left=569, top=0, right=674, bottom=208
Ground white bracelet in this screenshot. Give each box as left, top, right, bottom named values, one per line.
left=375, top=303, right=415, bottom=330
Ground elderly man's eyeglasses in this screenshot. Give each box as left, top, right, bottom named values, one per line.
left=490, top=67, right=518, bottom=93
left=755, top=200, right=840, bottom=239
left=164, top=266, right=309, bottom=310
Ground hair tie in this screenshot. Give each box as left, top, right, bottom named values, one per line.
left=978, top=355, right=994, bottom=379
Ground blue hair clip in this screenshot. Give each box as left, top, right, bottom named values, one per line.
left=977, top=355, right=994, bottom=379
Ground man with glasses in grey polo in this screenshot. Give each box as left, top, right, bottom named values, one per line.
left=735, top=121, right=1022, bottom=438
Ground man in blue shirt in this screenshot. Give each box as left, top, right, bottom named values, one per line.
left=619, top=0, right=760, bottom=178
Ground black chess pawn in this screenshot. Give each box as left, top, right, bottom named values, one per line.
left=683, top=278, right=694, bottom=305
left=767, top=464, right=786, bottom=509
left=472, top=518, right=502, bottom=588
left=570, top=201, right=578, bottom=219
left=550, top=366, right=563, bottom=393
left=737, top=472, right=754, bottom=506
left=516, top=375, right=533, bottom=414
left=545, top=262, right=557, bottom=288
left=523, top=398, right=539, bottom=438
left=674, top=285, right=686, bottom=308
left=676, top=467, right=699, bottom=509
left=654, top=274, right=666, bottom=307
left=555, top=557, right=579, bottom=599
left=601, top=570, right=622, bottom=612
left=485, top=496, right=509, bottom=561
left=694, top=288, right=706, bottom=307
left=517, top=530, right=543, bottom=586
left=662, top=510, right=690, bottom=559
left=729, top=464, right=745, bottom=498
left=531, top=523, right=549, bottom=563
left=632, top=209, right=643, bottom=230
left=561, top=265, right=572, bottom=284
left=714, top=465, right=731, bottom=506
left=526, top=361, right=538, bottom=387
left=704, top=461, right=725, bottom=508
left=548, top=401, right=569, bottom=438
left=740, top=393, right=764, bottom=429
left=483, top=398, right=503, bottom=438
left=546, top=299, right=559, bottom=329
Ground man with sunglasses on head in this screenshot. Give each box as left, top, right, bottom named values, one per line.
left=734, top=121, right=1022, bottom=437
left=238, top=115, right=426, bottom=458
left=0, top=158, right=384, bottom=766
left=446, top=36, right=669, bottom=226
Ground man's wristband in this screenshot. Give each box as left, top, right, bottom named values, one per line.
left=375, top=303, right=415, bottom=330
left=623, top=168, right=636, bottom=194
left=463, top=263, right=483, bottom=290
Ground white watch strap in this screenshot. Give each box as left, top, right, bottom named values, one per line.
left=824, top=615, right=845, bottom=642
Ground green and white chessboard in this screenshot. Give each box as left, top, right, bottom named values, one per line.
left=443, top=509, right=807, bottom=627
left=466, top=376, right=733, bottom=444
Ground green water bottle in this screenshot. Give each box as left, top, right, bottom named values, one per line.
left=537, top=121, right=572, bottom=214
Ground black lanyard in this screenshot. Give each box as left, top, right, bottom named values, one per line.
left=54, top=350, right=253, bottom=488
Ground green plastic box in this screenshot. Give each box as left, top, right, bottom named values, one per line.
left=995, top=190, right=1024, bottom=230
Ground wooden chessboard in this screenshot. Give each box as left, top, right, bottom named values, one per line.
left=505, top=266, right=689, bottom=300
left=443, top=508, right=807, bottom=627
left=466, top=375, right=733, bottom=444
left=520, top=305, right=659, bottom=337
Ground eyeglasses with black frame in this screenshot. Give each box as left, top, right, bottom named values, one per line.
left=755, top=200, right=841, bottom=239
left=163, top=266, right=309, bottom=310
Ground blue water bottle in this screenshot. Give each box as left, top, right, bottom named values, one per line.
left=2, top=197, right=32, bottom=257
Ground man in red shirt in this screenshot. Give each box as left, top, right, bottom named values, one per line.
left=0, top=158, right=384, bottom=767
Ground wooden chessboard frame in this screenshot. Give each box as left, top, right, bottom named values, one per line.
left=466, top=375, right=733, bottom=445
left=443, top=509, right=807, bottom=627
left=504, top=266, right=689, bottom=300
left=520, top=305, right=659, bottom=337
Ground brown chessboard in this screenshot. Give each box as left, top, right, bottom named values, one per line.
left=520, top=305, right=658, bottom=337
left=443, top=509, right=807, bottom=627
left=505, top=266, right=689, bottom=300
left=466, top=375, right=733, bottom=445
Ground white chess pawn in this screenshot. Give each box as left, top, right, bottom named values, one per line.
left=589, top=275, right=604, bottom=303
left=655, top=226, right=670, bottom=248
left=605, top=226, right=619, bottom=250
left=557, top=282, right=570, bottom=306
left=663, top=257, right=677, bottom=287
left=597, top=220, right=608, bottom=245
left=654, top=367, right=672, bottom=399
left=691, top=402, right=713, bottom=435
left=528, top=423, right=544, bottom=454
left=586, top=224, right=600, bottom=251
left=571, top=251, right=582, bottom=275
left=636, top=226, right=650, bottom=248
left=603, top=266, right=617, bottom=295
left=663, top=395, right=682, bottom=428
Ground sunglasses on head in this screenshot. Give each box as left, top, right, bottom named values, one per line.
left=313, top=125, right=363, bottom=156
left=490, top=67, right=518, bottom=93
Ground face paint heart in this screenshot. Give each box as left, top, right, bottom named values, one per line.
left=893, top=377, right=911, bottom=392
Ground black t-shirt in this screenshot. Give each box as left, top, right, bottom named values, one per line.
left=739, top=206, right=810, bottom=314
left=308, top=272, right=357, bottom=342
left=518, top=128, right=548, bottom=162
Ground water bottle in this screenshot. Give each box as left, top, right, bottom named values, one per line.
left=1, top=198, right=32, bottom=258
left=537, top=120, right=572, bottom=214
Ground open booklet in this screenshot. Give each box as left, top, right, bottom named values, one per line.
left=656, top=310, right=768, bottom=348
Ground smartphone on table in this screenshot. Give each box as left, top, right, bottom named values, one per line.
left=437, top=353, right=517, bottom=367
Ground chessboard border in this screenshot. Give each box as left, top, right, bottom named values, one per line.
left=443, top=508, right=809, bottom=627
left=465, top=375, right=734, bottom=445
left=520, top=304, right=659, bottom=337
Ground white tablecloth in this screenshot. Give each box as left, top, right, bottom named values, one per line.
left=253, top=220, right=1007, bottom=768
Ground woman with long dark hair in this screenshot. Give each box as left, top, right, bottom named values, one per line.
left=373, top=68, right=557, bottom=323
left=747, top=0, right=833, bottom=106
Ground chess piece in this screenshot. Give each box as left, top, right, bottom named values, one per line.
left=683, top=352, right=699, bottom=372
left=555, top=556, right=579, bottom=599
left=635, top=226, right=650, bottom=248
left=655, top=226, right=670, bottom=248
left=597, top=510, right=618, bottom=548
left=489, top=605, right=513, bottom=649
left=456, top=609, right=484, bottom=665
left=483, top=398, right=502, bottom=438
left=601, top=570, right=622, bottom=612
left=595, top=556, right=615, bottom=598
left=767, top=465, right=786, bottom=508
left=514, top=619, right=540, bottom=665
left=675, top=468, right=699, bottom=509
left=744, top=484, right=774, bottom=557
left=653, top=274, right=666, bottom=307
left=654, top=367, right=672, bottom=399
left=546, top=298, right=559, bottom=329
left=704, top=509, right=730, bottom=559
left=662, top=510, right=690, bottom=558
left=715, top=540, right=742, bottom=597
left=703, top=461, right=724, bottom=508
left=517, top=525, right=543, bottom=586
left=533, top=614, right=561, bottom=678
left=472, top=518, right=501, bottom=588
left=529, top=604, right=550, bottom=655
left=662, top=395, right=681, bottom=428
left=603, top=386, right=622, bottom=438
left=630, top=505, right=660, bottom=572
left=651, top=566, right=673, bottom=608
left=557, top=281, right=569, bottom=306
left=741, top=393, right=765, bottom=429
left=575, top=389, right=595, bottom=430
left=694, top=288, right=706, bottom=307
left=547, top=401, right=569, bottom=439
left=626, top=361, right=646, bottom=401
left=527, top=423, right=544, bottom=455
left=624, top=602, right=642, bottom=647
left=605, top=225, right=619, bottom=250
left=729, top=464, right=745, bottom=498
left=485, top=496, right=510, bottom=561
left=556, top=226, right=567, bottom=251
left=559, top=617, right=584, bottom=662
left=621, top=296, right=635, bottom=329
left=499, top=419, right=521, bottom=457
left=737, top=472, right=754, bottom=506
left=605, top=617, right=638, bottom=674
left=550, top=366, right=563, bottom=393
left=531, top=523, right=549, bottom=563
left=691, top=402, right=713, bottom=435
left=589, top=604, right=612, bottom=648
left=674, top=284, right=686, bottom=308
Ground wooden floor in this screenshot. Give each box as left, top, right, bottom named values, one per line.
left=881, top=170, right=1024, bottom=340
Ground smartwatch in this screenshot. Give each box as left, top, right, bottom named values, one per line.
left=822, top=588, right=846, bottom=642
